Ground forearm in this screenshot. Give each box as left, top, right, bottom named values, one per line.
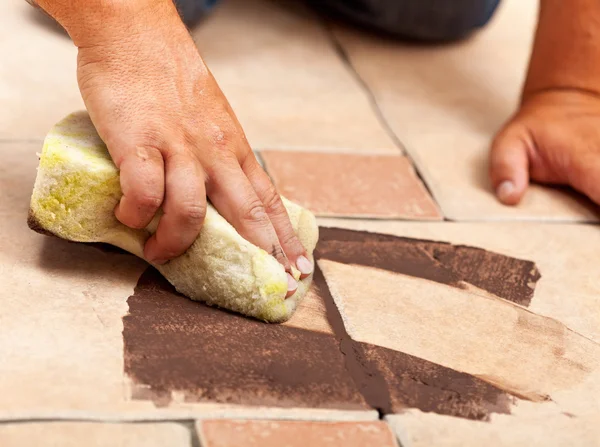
left=29, top=0, right=182, bottom=47
left=524, top=0, right=600, bottom=98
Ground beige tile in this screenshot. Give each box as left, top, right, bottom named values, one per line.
left=261, top=151, right=441, bottom=219
left=332, top=0, right=600, bottom=221
left=387, top=409, right=600, bottom=447
left=315, top=218, right=600, bottom=419
left=0, top=2, right=83, bottom=139
left=196, top=419, right=398, bottom=447
left=0, top=422, right=191, bottom=447
left=0, top=144, right=376, bottom=421
left=193, top=0, right=397, bottom=151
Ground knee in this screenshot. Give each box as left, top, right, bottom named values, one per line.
left=313, top=0, right=502, bottom=42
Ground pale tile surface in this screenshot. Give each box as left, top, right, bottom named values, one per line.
left=261, top=151, right=441, bottom=219
left=0, top=422, right=192, bottom=447
left=387, top=409, right=600, bottom=447
left=0, top=1, right=83, bottom=139
left=317, top=218, right=600, bottom=419
left=197, top=420, right=398, bottom=447
left=193, top=0, right=397, bottom=151
left=318, top=218, right=600, bottom=345
left=333, top=0, right=600, bottom=221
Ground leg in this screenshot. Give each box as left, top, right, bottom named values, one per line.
left=172, top=0, right=221, bottom=26
left=308, top=0, right=502, bottom=42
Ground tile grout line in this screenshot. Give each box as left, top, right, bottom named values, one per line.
left=319, top=21, right=449, bottom=221
left=313, top=264, right=393, bottom=419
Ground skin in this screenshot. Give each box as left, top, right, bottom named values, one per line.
left=33, top=0, right=600, bottom=287
left=35, top=0, right=312, bottom=297
left=490, top=0, right=600, bottom=206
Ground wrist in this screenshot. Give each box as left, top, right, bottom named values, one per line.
left=523, top=0, right=600, bottom=101
left=35, top=0, right=181, bottom=48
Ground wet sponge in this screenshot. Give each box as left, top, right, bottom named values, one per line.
left=28, top=111, right=318, bottom=323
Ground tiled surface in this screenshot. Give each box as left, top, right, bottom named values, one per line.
left=3, top=0, right=600, bottom=445
left=191, top=0, right=396, bottom=152
left=0, top=422, right=192, bottom=447
left=0, top=1, right=83, bottom=139
left=196, top=420, right=398, bottom=447
left=0, top=141, right=377, bottom=422
left=387, top=410, right=600, bottom=447
left=261, top=151, right=442, bottom=219
left=331, top=0, right=600, bottom=221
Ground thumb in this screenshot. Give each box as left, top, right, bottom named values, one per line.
left=489, top=126, right=530, bottom=206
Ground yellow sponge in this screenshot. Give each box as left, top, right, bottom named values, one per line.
left=29, top=111, right=318, bottom=323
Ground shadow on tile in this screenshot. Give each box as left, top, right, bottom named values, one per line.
left=35, top=236, right=145, bottom=282
left=24, top=5, right=69, bottom=39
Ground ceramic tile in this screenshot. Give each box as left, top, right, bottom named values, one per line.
left=331, top=0, right=600, bottom=221
left=0, top=141, right=379, bottom=421
left=196, top=419, right=398, bottom=447
left=0, top=1, right=84, bottom=139
left=192, top=0, right=397, bottom=152
left=313, top=219, right=600, bottom=420
left=387, top=410, right=600, bottom=447
left=0, top=422, right=192, bottom=447
left=261, top=150, right=441, bottom=219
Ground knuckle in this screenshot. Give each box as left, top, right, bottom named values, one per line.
left=176, top=202, right=207, bottom=224
left=261, top=185, right=285, bottom=215
left=279, top=230, right=303, bottom=253
left=130, top=191, right=163, bottom=212
left=239, top=199, right=269, bottom=225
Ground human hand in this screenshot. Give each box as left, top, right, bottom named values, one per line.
left=490, top=89, right=600, bottom=206
left=69, top=0, right=311, bottom=294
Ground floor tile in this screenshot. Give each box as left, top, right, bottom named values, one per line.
left=387, top=410, right=600, bottom=447
left=331, top=0, right=600, bottom=221
left=261, top=150, right=442, bottom=219
left=0, top=141, right=379, bottom=421
left=313, top=219, right=600, bottom=420
left=0, top=1, right=83, bottom=139
left=196, top=419, right=398, bottom=447
left=192, top=0, right=397, bottom=151
left=122, top=268, right=369, bottom=411
left=0, top=422, right=191, bottom=447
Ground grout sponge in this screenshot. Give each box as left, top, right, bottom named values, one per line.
left=28, top=111, right=318, bottom=323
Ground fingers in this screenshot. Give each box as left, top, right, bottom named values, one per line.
left=242, top=155, right=313, bottom=279
left=206, top=157, right=298, bottom=296
left=489, top=126, right=531, bottom=206
left=114, top=146, right=165, bottom=229
left=144, top=152, right=206, bottom=264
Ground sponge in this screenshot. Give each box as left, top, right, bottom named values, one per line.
left=28, top=111, right=319, bottom=323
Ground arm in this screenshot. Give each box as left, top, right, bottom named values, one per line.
left=490, top=0, right=600, bottom=206
left=31, top=0, right=312, bottom=293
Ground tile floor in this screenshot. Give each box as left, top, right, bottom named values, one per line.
left=2, top=0, right=600, bottom=445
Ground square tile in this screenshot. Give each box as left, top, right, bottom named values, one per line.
left=331, top=0, right=600, bottom=221
left=196, top=419, right=398, bottom=447
left=192, top=0, right=397, bottom=152
left=261, top=150, right=442, bottom=219
left=0, top=422, right=192, bottom=447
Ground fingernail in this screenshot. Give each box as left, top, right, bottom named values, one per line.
left=296, top=255, right=313, bottom=275
left=496, top=180, right=515, bottom=202
left=287, top=272, right=298, bottom=293
left=150, top=258, right=168, bottom=265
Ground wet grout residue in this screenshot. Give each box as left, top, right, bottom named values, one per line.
left=123, top=227, right=541, bottom=420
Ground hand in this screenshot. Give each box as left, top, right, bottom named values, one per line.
left=490, top=89, right=600, bottom=206
left=73, top=1, right=312, bottom=293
